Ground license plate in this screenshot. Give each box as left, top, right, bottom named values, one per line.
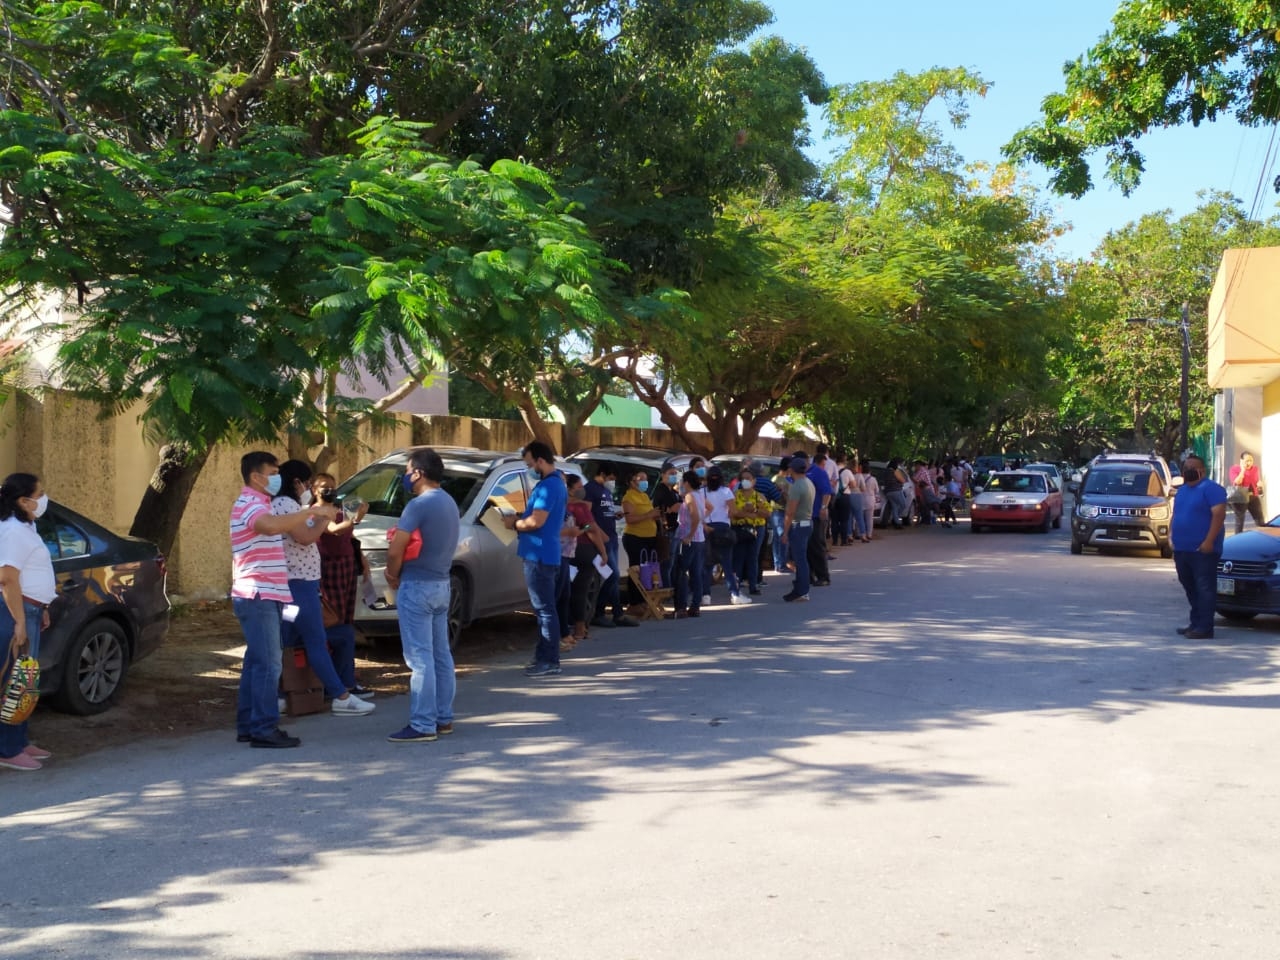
left=1112, top=528, right=1136, bottom=539
left=1217, top=577, right=1235, bottom=596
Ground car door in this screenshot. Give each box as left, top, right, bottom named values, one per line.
left=472, top=468, right=533, bottom=616
left=35, top=510, right=97, bottom=635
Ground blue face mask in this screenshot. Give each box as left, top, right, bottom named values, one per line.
left=695, top=466, right=707, bottom=478
left=265, top=474, right=282, bottom=496
left=529, top=467, right=542, bottom=481
left=637, top=480, right=649, bottom=493
left=402, top=473, right=416, bottom=495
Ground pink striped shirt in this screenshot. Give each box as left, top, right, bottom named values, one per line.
left=230, top=486, right=292, bottom=602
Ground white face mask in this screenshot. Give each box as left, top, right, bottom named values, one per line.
left=32, top=494, right=48, bottom=519
left=740, top=480, right=754, bottom=490
left=299, top=490, right=313, bottom=507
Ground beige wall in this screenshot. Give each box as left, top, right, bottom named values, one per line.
left=0, top=389, right=800, bottom=599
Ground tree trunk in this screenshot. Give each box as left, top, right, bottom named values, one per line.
left=129, top=443, right=212, bottom=559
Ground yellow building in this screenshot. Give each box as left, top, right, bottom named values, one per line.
left=1208, top=247, right=1280, bottom=518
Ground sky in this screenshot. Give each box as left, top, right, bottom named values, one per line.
left=759, top=0, right=1280, bottom=259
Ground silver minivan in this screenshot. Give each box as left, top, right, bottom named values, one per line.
left=334, top=447, right=586, bottom=647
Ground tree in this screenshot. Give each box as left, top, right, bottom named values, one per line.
left=1004, top=0, right=1280, bottom=196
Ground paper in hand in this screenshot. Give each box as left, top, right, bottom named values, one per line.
left=592, top=556, right=612, bottom=580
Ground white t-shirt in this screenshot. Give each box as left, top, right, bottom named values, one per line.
left=703, top=487, right=735, bottom=524
left=270, top=496, right=322, bottom=581
left=0, top=516, right=56, bottom=603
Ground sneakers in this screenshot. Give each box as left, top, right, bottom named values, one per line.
left=0, top=752, right=41, bottom=771
left=349, top=685, right=376, bottom=698
left=729, top=593, right=752, bottom=605
left=331, top=693, right=376, bottom=717
left=250, top=728, right=301, bottom=749
left=524, top=662, right=562, bottom=678
left=782, top=592, right=810, bottom=603
left=701, top=594, right=712, bottom=605
left=387, top=725, right=437, bottom=743
left=613, top=615, right=640, bottom=627
left=436, top=722, right=454, bottom=736
left=23, top=744, right=51, bottom=761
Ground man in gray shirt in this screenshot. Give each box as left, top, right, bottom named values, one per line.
left=782, top=452, right=815, bottom=602
left=385, top=448, right=460, bottom=743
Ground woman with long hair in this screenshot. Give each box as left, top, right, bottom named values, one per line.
left=0, top=473, right=57, bottom=771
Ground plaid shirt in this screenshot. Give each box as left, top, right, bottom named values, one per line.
left=317, top=529, right=358, bottom=624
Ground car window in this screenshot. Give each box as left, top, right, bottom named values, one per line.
left=484, top=470, right=528, bottom=518
left=985, top=474, right=1045, bottom=493
left=337, top=461, right=483, bottom=518
left=1084, top=468, right=1161, bottom=497
left=36, top=515, right=90, bottom=560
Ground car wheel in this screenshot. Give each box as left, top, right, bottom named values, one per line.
left=56, top=617, right=130, bottom=715
left=1039, top=511, right=1052, bottom=533
left=1159, top=543, right=1173, bottom=560
left=1218, top=610, right=1257, bottom=622
left=1052, top=511, right=1062, bottom=530
left=448, top=572, right=468, bottom=651
left=1069, top=538, right=1083, bottom=555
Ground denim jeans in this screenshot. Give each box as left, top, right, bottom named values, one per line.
left=234, top=596, right=284, bottom=740
left=0, top=602, right=42, bottom=759
left=788, top=523, right=812, bottom=597
left=594, top=537, right=623, bottom=620
left=847, top=492, right=866, bottom=538
left=325, top=623, right=357, bottom=690
left=673, top=539, right=706, bottom=612
left=769, top=511, right=788, bottom=571
left=1174, top=550, right=1220, bottom=634
left=524, top=560, right=561, bottom=667
left=705, top=523, right=736, bottom=596
left=397, top=578, right=455, bottom=733
left=283, top=578, right=346, bottom=700
left=888, top=489, right=911, bottom=525
left=751, top=524, right=768, bottom=590
left=731, top=527, right=762, bottom=594
left=557, top=557, right=573, bottom=639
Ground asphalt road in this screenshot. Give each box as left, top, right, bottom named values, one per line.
left=3, top=517, right=1280, bottom=959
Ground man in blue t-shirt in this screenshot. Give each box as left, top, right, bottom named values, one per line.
left=1170, top=453, right=1227, bottom=639
left=385, top=447, right=461, bottom=743
left=805, top=454, right=833, bottom=586
left=505, top=441, right=568, bottom=677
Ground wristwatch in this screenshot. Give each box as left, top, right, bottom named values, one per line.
left=305, top=516, right=316, bottom=529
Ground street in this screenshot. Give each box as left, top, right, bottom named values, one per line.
left=3, top=519, right=1280, bottom=959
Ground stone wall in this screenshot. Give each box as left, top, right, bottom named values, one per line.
left=0, top=389, right=799, bottom=598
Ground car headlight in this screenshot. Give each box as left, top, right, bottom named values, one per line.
left=1270, top=561, right=1280, bottom=576
left=1077, top=504, right=1099, bottom=519
left=1148, top=505, right=1170, bottom=521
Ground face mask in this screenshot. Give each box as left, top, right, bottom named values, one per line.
left=1182, top=467, right=1200, bottom=484
left=265, top=474, right=282, bottom=497
left=637, top=480, right=649, bottom=493
left=695, top=467, right=707, bottom=478
left=528, top=467, right=542, bottom=481
left=402, top=473, right=417, bottom=495
left=604, top=480, right=615, bottom=493
left=299, top=490, right=313, bottom=507
left=740, top=480, right=754, bottom=491
left=667, top=474, right=680, bottom=486
left=571, top=487, right=585, bottom=500
left=32, top=494, right=48, bottom=519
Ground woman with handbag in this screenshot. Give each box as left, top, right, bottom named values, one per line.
left=702, top=466, right=740, bottom=604
left=312, top=473, right=374, bottom=699
left=621, top=470, right=661, bottom=595
left=1227, top=451, right=1266, bottom=534
left=0, top=473, right=57, bottom=771
left=667, top=470, right=706, bottom=619
left=730, top=469, right=770, bottom=598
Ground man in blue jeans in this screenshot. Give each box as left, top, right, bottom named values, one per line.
left=1170, top=453, right=1227, bottom=640
left=781, top=452, right=816, bottom=602
left=506, top=441, right=569, bottom=677
left=584, top=464, right=640, bottom=629
left=385, top=447, right=461, bottom=743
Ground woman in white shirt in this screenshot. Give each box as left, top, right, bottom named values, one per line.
left=701, top=466, right=744, bottom=603
left=859, top=462, right=879, bottom=542
left=0, top=473, right=57, bottom=771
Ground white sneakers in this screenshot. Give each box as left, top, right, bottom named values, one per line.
left=729, top=593, right=753, bottom=605
left=332, top=693, right=376, bottom=716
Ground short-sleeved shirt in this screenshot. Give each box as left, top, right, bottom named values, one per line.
left=1171, top=479, right=1228, bottom=553
left=0, top=516, right=56, bottom=603
left=806, top=464, right=832, bottom=519
left=584, top=479, right=619, bottom=541
left=752, top=473, right=782, bottom=506
left=621, top=488, right=658, bottom=538
left=519, top=472, right=568, bottom=566
left=230, top=486, right=291, bottom=603
left=703, top=486, right=734, bottom=524
left=788, top=476, right=816, bottom=522
left=270, top=495, right=322, bottom=581
left=398, top=487, right=460, bottom=582
left=733, top=488, right=770, bottom=527
left=652, top=480, right=682, bottom=532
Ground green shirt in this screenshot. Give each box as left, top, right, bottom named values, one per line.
left=787, top=476, right=815, bottom=521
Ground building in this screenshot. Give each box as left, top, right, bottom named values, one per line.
left=1207, top=247, right=1280, bottom=517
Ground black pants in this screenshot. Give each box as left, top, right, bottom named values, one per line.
left=1233, top=495, right=1265, bottom=533
left=830, top=494, right=851, bottom=544
left=807, top=515, right=830, bottom=583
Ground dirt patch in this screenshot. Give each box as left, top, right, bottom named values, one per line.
left=29, top=600, right=541, bottom=759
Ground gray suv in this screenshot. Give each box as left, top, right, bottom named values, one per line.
left=335, top=447, right=587, bottom=647
left=1070, top=456, right=1175, bottom=558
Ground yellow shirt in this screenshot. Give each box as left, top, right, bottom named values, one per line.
left=733, top=488, right=769, bottom=527
left=622, top=488, right=658, bottom=538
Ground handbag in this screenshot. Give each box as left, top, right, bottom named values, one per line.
left=1, top=654, right=40, bottom=725
left=1227, top=484, right=1250, bottom=505
left=386, top=525, right=422, bottom=561
left=734, top=524, right=757, bottom=545
left=637, top=550, right=662, bottom=590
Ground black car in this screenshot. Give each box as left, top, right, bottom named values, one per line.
left=1069, top=460, right=1174, bottom=557
left=1215, top=517, right=1280, bottom=622
left=35, top=502, right=171, bottom=714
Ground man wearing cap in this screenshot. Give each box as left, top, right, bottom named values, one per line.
left=781, top=452, right=815, bottom=602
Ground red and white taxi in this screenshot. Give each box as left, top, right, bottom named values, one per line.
left=971, top=470, right=1063, bottom=533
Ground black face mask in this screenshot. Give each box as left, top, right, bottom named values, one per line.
left=706, top=475, right=723, bottom=491
left=1182, top=468, right=1200, bottom=484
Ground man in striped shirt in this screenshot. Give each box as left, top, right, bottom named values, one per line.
left=233, top=451, right=336, bottom=749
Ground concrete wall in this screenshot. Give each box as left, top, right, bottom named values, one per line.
left=0, top=390, right=801, bottom=598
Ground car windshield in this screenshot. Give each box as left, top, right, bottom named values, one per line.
left=1083, top=467, right=1163, bottom=497
left=1023, top=464, right=1056, bottom=477
left=985, top=474, right=1046, bottom=493
left=335, top=461, right=485, bottom=518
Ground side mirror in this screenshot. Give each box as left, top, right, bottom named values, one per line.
left=1170, top=476, right=1184, bottom=489
left=972, top=485, right=984, bottom=495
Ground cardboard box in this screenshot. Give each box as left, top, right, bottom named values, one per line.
left=285, top=689, right=326, bottom=717
left=280, top=645, right=322, bottom=693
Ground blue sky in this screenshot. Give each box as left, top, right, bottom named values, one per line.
left=760, top=0, right=1280, bottom=258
